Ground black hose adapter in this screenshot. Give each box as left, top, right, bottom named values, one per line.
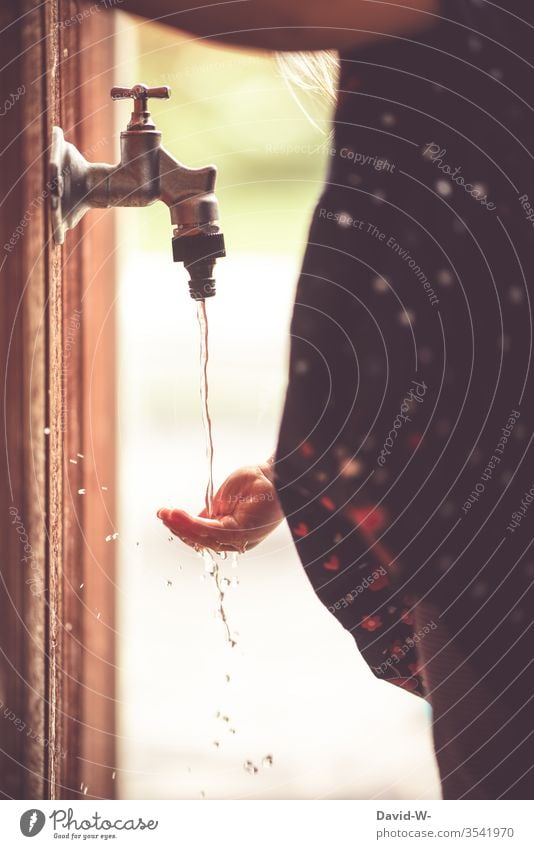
left=172, top=231, right=226, bottom=300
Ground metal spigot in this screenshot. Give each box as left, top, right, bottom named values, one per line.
left=110, top=83, right=170, bottom=130
left=49, top=83, right=225, bottom=299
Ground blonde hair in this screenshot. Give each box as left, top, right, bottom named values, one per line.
left=276, top=51, right=339, bottom=103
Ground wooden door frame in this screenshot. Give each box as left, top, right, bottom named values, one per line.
left=1, top=0, right=118, bottom=800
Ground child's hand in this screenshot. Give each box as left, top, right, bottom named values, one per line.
left=157, top=462, right=284, bottom=553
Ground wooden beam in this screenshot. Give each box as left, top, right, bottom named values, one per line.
left=0, top=0, right=117, bottom=800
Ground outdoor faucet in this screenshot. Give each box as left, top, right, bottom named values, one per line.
left=49, top=83, right=225, bottom=299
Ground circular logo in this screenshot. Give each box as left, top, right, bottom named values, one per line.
left=20, top=809, right=46, bottom=837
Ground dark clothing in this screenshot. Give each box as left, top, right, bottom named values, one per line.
left=275, top=0, right=534, bottom=798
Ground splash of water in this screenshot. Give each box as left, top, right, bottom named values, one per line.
left=202, top=549, right=236, bottom=648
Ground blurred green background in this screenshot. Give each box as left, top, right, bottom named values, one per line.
left=123, top=21, right=332, bottom=255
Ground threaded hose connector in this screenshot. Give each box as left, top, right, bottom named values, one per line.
left=172, top=231, right=226, bottom=300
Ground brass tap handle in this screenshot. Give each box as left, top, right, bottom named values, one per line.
left=111, top=83, right=171, bottom=131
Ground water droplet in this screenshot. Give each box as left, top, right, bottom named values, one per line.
left=44, top=427, right=51, bottom=435
left=166, top=579, right=173, bottom=587
left=112, top=771, right=116, bottom=780
left=65, top=622, right=72, bottom=632
left=79, top=583, right=84, bottom=589
left=101, top=486, right=108, bottom=491
left=96, top=611, right=101, bottom=620
left=212, top=740, right=220, bottom=748
left=105, top=532, right=119, bottom=542
left=78, top=488, right=86, bottom=495
left=262, top=755, right=273, bottom=768
left=69, top=459, right=77, bottom=464
left=83, top=786, right=88, bottom=796
left=225, top=674, right=231, bottom=683
left=77, top=453, right=84, bottom=459
left=243, top=760, right=258, bottom=775
left=229, top=728, right=236, bottom=735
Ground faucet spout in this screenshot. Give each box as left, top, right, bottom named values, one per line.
left=158, top=147, right=226, bottom=299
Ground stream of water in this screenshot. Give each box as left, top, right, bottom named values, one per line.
left=196, top=300, right=215, bottom=518
left=195, top=299, right=274, bottom=776
left=196, top=299, right=237, bottom=648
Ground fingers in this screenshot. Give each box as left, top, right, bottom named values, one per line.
left=157, top=507, right=242, bottom=552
